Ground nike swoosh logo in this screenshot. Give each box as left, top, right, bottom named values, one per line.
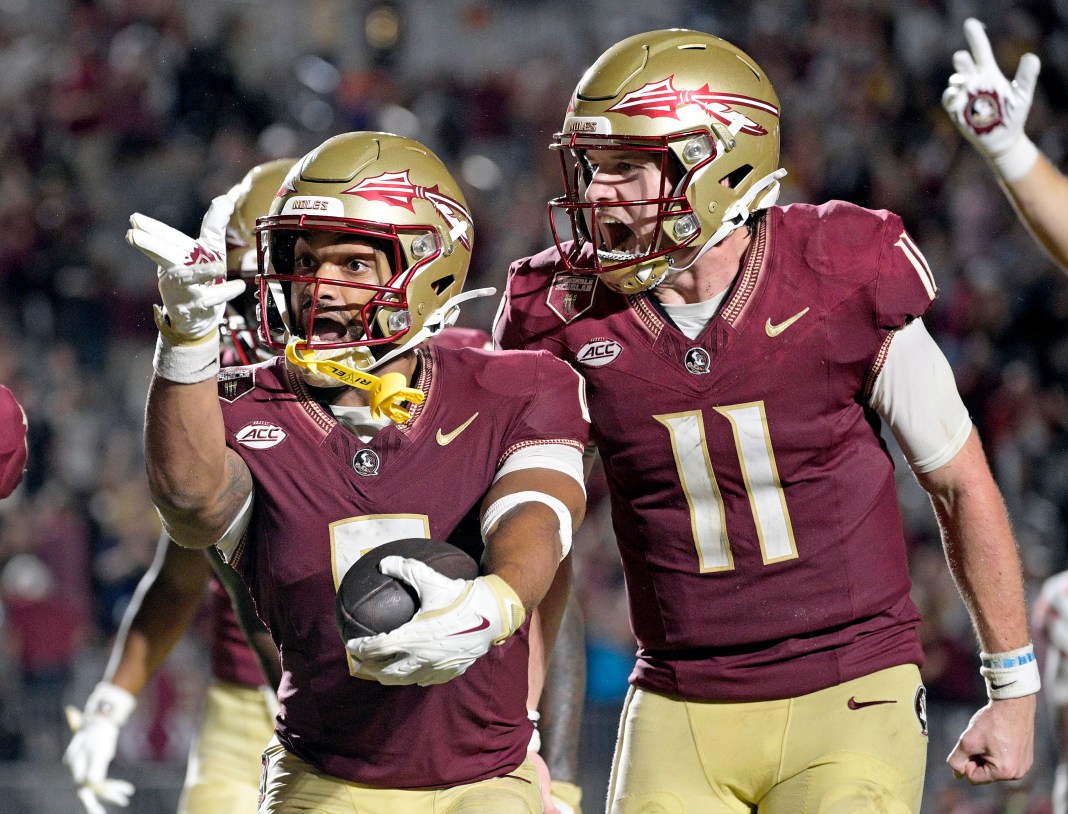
left=436, top=412, right=479, bottom=446
left=765, top=307, right=810, bottom=337
left=990, top=680, right=1017, bottom=690
left=847, top=696, right=898, bottom=710
left=450, top=615, right=491, bottom=636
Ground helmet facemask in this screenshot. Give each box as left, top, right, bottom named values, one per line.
left=549, top=30, right=785, bottom=295
left=257, top=216, right=445, bottom=384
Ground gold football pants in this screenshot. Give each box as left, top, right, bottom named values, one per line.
left=608, top=664, right=927, bottom=814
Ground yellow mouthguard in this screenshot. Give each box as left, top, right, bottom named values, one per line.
left=285, top=339, right=424, bottom=423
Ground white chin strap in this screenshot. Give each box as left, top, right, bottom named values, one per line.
left=667, top=167, right=788, bottom=275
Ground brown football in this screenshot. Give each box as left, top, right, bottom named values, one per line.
left=335, top=538, right=480, bottom=641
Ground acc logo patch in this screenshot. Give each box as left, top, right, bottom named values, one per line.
left=576, top=339, right=621, bottom=367
left=684, top=347, right=712, bottom=375
left=547, top=272, right=597, bottom=324
left=235, top=422, right=287, bottom=450
left=218, top=368, right=255, bottom=403
left=352, top=449, right=381, bottom=477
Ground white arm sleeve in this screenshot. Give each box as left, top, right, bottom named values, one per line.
left=215, top=490, right=254, bottom=562
left=493, top=443, right=586, bottom=493
left=867, top=319, right=972, bottom=474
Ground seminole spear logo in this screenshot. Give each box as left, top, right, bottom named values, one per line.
left=343, top=171, right=472, bottom=250
left=607, top=75, right=779, bottom=135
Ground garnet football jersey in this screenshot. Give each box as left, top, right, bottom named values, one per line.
left=219, top=345, right=588, bottom=789
left=496, top=201, right=936, bottom=702
left=208, top=578, right=268, bottom=688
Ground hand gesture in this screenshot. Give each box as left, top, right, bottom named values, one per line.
left=127, top=195, right=245, bottom=342
left=346, top=557, right=525, bottom=687
left=63, top=683, right=137, bottom=814
left=947, top=694, right=1036, bottom=783
left=942, top=18, right=1040, bottom=180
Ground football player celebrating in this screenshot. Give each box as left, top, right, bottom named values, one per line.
left=495, top=29, right=1037, bottom=813
left=133, top=131, right=588, bottom=813
left=64, top=159, right=295, bottom=814
left=944, top=18, right=1068, bottom=814
left=943, top=17, right=1068, bottom=271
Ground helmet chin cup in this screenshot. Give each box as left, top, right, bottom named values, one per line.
left=601, top=257, right=670, bottom=294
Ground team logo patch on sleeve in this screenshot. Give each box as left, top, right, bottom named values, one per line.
left=547, top=272, right=597, bottom=324
left=218, top=368, right=255, bottom=403
left=235, top=422, right=287, bottom=449
left=576, top=339, right=621, bottom=367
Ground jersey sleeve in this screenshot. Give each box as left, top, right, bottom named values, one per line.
left=499, top=352, right=589, bottom=466
left=0, top=385, right=28, bottom=499
left=875, top=213, right=938, bottom=329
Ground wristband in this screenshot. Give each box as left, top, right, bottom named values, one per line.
left=153, top=311, right=221, bottom=384
left=527, top=709, right=541, bottom=754
left=991, top=135, right=1039, bottom=183
left=980, top=643, right=1041, bottom=699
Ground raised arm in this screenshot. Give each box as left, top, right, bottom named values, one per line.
left=942, top=19, right=1068, bottom=271
left=130, top=195, right=253, bottom=548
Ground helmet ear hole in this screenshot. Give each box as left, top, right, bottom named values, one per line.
left=722, top=164, right=753, bottom=190
left=431, top=275, right=455, bottom=295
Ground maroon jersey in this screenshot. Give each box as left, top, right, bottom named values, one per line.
left=0, top=384, right=27, bottom=499
left=496, top=201, right=937, bottom=702
left=208, top=577, right=268, bottom=687
left=219, top=345, right=588, bottom=789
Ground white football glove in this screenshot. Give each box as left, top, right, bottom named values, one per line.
left=127, top=195, right=245, bottom=382
left=346, top=556, right=526, bottom=687
left=63, top=682, right=137, bottom=814
left=942, top=17, right=1040, bottom=181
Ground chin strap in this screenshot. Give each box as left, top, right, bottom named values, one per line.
left=667, top=167, right=789, bottom=275
left=285, top=340, right=424, bottom=423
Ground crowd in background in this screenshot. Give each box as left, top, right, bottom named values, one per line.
left=0, top=0, right=1067, bottom=811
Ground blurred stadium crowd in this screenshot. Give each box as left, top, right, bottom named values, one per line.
left=0, top=0, right=1067, bottom=811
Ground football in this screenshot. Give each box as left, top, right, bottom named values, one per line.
left=335, top=538, right=480, bottom=641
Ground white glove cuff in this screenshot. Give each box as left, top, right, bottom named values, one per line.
left=84, top=682, right=137, bottom=726
left=980, top=643, right=1041, bottom=699
left=992, top=135, right=1039, bottom=182
left=154, top=330, right=220, bottom=383
left=481, top=491, right=573, bottom=560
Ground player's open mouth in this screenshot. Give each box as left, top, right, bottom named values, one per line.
left=305, top=313, right=352, bottom=344
left=596, top=215, right=643, bottom=262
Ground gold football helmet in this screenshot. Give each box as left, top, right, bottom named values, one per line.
left=550, top=29, right=785, bottom=293
left=223, top=158, right=295, bottom=364
left=256, top=132, right=482, bottom=381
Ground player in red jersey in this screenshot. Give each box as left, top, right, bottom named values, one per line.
left=0, top=383, right=28, bottom=499
left=943, top=18, right=1068, bottom=272
left=945, top=19, right=1068, bottom=813
left=495, top=29, right=1036, bottom=813
left=131, top=131, right=588, bottom=813
left=64, top=159, right=294, bottom=814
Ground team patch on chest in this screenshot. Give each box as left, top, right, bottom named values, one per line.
left=576, top=338, right=621, bottom=367
left=235, top=421, right=287, bottom=449
left=218, top=368, right=255, bottom=402
left=547, top=272, right=597, bottom=324
left=684, top=347, right=712, bottom=375
left=352, top=448, right=381, bottom=476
